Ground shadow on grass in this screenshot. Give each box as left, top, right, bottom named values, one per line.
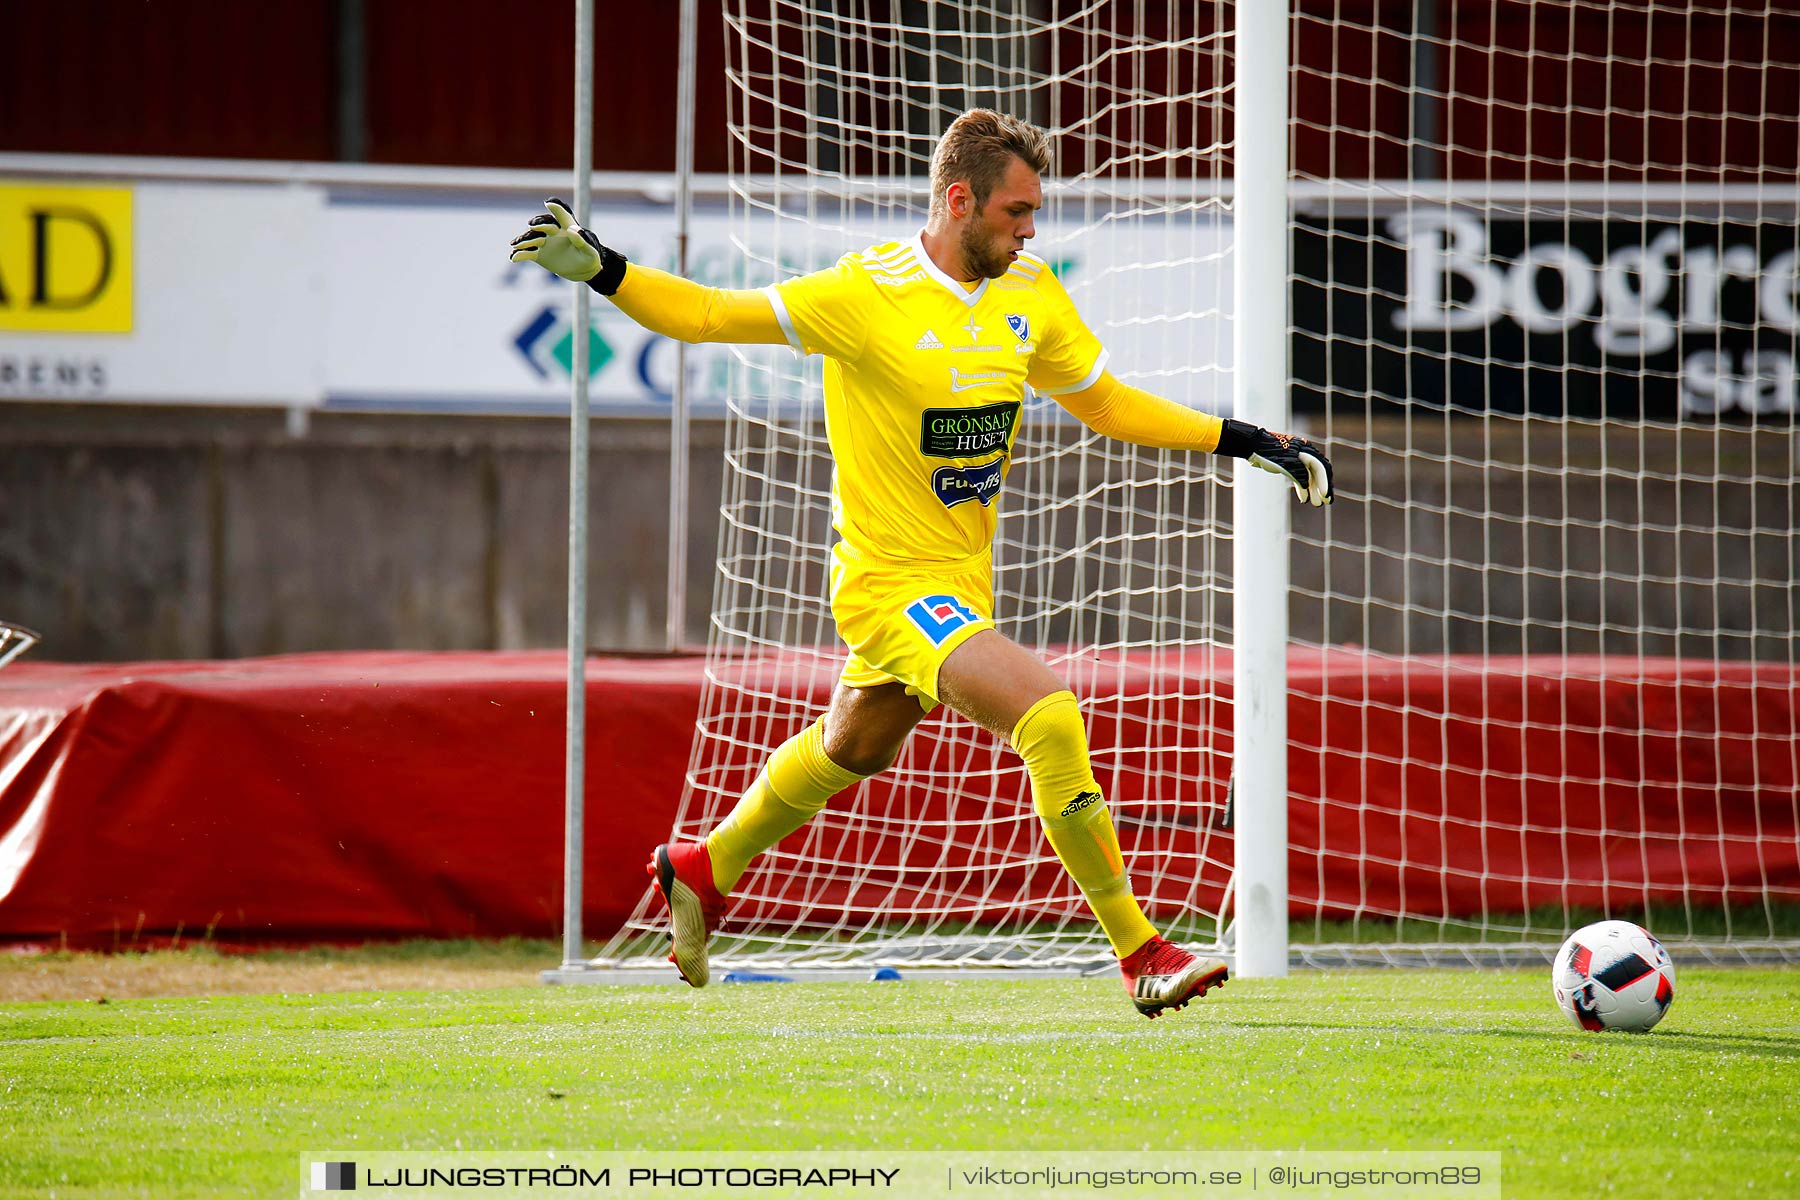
left=1642, top=1029, right=1800, bottom=1058
left=1298, top=902, right=1800, bottom=945
left=1218, top=1018, right=1800, bottom=1058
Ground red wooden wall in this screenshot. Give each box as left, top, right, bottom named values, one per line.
left=0, top=0, right=733, bottom=172
left=1, top=1, right=1794, bottom=180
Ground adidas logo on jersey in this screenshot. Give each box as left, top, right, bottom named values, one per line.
left=914, top=330, right=945, bottom=350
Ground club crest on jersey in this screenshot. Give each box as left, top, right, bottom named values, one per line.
left=1006, top=314, right=1030, bottom=343
left=904, top=594, right=981, bottom=646
left=930, top=457, right=1006, bottom=509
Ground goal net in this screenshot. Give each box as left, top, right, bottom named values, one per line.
left=1286, top=0, right=1799, bottom=965
left=593, top=0, right=1799, bottom=975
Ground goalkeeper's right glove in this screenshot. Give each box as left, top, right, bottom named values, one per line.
left=1215, top=418, right=1334, bottom=507
left=507, top=197, right=630, bottom=295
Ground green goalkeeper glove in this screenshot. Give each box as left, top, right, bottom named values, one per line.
left=507, top=197, right=630, bottom=295
left=1215, top=418, right=1334, bottom=507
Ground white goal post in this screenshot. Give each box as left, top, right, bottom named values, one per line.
left=562, top=1, right=1800, bottom=983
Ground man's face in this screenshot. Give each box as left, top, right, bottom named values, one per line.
left=956, top=155, right=1042, bottom=280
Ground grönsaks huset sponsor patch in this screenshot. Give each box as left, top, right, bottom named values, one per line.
left=919, top=401, right=1019, bottom=459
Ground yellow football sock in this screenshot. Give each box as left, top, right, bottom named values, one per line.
left=705, top=718, right=865, bottom=894
left=1011, top=690, right=1158, bottom=958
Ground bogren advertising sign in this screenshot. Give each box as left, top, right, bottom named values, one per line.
left=1292, top=203, right=1800, bottom=420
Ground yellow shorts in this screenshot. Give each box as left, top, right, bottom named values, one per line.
left=830, top=543, right=995, bottom=710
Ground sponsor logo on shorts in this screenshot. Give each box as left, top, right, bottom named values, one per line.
left=931, top=457, right=1006, bottom=508
left=919, top=401, right=1020, bottom=458
left=1060, top=790, right=1103, bottom=817
left=904, top=595, right=981, bottom=646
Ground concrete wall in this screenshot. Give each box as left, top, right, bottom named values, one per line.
left=0, top=404, right=722, bottom=660
left=1301, top=420, right=1800, bottom=661
left=1, top=404, right=1793, bottom=662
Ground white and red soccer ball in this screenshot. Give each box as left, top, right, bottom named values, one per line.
left=1552, top=920, right=1676, bottom=1032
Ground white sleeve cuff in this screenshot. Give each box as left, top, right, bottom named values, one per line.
left=1033, top=347, right=1111, bottom=396
left=762, top=285, right=805, bottom=357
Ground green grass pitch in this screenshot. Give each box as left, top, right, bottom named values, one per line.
left=2, top=968, right=1795, bottom=1199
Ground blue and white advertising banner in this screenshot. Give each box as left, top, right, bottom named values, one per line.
left=321, top=191, right=1234, bottom=416
left=322, top=194, right=809, bottom=414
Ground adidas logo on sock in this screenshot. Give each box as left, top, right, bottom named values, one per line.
left=914, top=329, right=945, bottom=350
left=1060, top=790, right=1102, bottom=817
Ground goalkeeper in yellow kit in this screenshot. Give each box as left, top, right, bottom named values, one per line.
left=510, top=110, right=1332, bottom=1017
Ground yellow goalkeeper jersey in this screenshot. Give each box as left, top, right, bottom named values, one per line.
left=765, top=236, right=1107, bottom=566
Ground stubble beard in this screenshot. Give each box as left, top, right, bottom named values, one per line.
left=959, top=221, right=1014, bottom=280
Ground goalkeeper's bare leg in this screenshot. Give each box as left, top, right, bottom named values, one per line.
left=648, top=680, right=925, bottom=986
left=937, top=630, right=1228, bottom=1018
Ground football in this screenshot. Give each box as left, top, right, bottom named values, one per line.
left=1552, top=920, right=1677, bottom=1032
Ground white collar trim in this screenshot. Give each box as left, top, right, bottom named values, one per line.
left=910, top=232, right=989, bottom=308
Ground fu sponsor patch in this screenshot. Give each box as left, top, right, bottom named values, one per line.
left=930, top=457, right=1006, bottom=508
left=919, top=400, right=1019, bottom=458
left=904, top=595, right=982, bottom=646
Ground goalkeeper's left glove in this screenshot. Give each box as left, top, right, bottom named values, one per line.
left=1215, top=418, right=1334, bottom=506
left=506, top=197, right=630, bottom=295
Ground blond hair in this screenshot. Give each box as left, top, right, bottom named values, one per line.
left=928, top=109, right=1051, bottom=220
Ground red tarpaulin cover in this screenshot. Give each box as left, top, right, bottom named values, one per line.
left=0, top=653, right=699, bottom=946
left=1, top=650, right=1793, bottom=946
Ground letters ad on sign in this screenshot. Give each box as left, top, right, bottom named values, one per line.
left=0, top=183, right=133, bottom=334
left=0, top=181, right=319, bottom=404
left=1292, top=204, right=1800, bottom=421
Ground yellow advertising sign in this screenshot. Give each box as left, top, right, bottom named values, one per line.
left=0, top=183, right=133, bottom=332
